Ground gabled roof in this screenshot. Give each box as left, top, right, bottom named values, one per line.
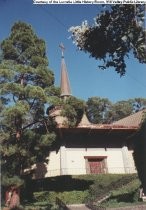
left=78, top=113, right=92, bottom=127
left=112, top=109, right=145, bottom=128
left=77, top=109, right=146, bottom=130
left=51, top=109, right=145, bottom=130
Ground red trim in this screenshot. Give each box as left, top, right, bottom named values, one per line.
left=57, top=125, right=138, bottom=130
left=84, top=156, right=107, bottom=159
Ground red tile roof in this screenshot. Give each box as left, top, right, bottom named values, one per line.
left=76, top=109, right=146, bottom=130
left=52, top=107, right=146, bottom=130
left=112, top=109, right=146, bottom=128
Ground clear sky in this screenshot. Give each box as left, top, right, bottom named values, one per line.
left=0, top=0, right=146, bottom=102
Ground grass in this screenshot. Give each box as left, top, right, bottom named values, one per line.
left=2, top=174, right=143, bottom=209
left=99, top=177, right=142, bottom=208
left=31, top=174, right=141, bottom=207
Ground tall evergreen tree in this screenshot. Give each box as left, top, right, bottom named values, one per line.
left=61, top=96, right=85, bottom=127
left=1, top=21, right=48, bottom=68
left=0, top=22, right=59, bottom=194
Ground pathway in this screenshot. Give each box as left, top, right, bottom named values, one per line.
left=67, top=204, right=146, bottom=210
left=67, top=204, right=91, bottom=210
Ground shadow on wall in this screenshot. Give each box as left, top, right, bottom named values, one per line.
left=34, top=162, right=48, bottom=179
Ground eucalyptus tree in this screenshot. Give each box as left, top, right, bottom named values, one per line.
left=69, top=5, right=146, bottom=76
left=132, top=98, right=146, bottom=112
left=86, top=97, right=112, bottom=124
left=86, top=97, right=146, bottom=124
left=107, top=100, right=133, bottom=122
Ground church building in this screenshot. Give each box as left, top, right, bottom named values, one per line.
left=34, top=45, right=144, bottom=179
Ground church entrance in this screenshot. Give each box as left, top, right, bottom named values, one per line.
left=85, top=156, right=107, bottom=174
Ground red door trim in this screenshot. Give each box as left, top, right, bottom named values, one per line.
left=84, top=156, right=107, bottom=159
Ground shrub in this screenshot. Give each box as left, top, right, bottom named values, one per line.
left=33, top=190, right=88, bottom=204
left=85, top=174, right=138, bottom=203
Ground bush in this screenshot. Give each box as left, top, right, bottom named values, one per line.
left=85, top=174, right=138, bottom=203
left=102, top=178, right=141, bottom=207
left=33, top=190, right=88, bottom=204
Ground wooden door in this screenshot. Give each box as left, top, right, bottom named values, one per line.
left=88, top=159, right=104, bottom=174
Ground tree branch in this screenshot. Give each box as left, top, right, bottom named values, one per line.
left=44, top=120, right=49, bottom=133
left=13, top=95, right=17, bottom=103
left=22, top=119, right=44, bottom=130
left=29, top=98, right=36, bottom=110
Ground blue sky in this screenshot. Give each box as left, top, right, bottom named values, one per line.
left=0, top=0, right=146, bottom=102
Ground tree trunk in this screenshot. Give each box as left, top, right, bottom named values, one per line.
left=133, top=120, right=146, bottom=195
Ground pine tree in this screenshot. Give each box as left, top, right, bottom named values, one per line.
left=0, top=22, right=60, bottom=198
left=61, top=96, right=85, bottom=127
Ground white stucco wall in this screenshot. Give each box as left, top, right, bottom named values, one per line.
left=44, top=146, right=136, bottom=177
left=106, top=148, right=125, bottom=173
left=65, top=148, right=107, bottom=175
left=128, top=150, right=137, bottom=173
left=45, top=151, right=60, bottom=177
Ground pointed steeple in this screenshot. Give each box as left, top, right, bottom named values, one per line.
left=59, top=43, right=72, bottom=99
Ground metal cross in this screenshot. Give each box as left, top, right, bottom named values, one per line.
left=59, top=43, right=65, bottom=57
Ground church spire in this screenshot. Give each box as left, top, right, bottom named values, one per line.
left=59, top=43, right=72, bottom=99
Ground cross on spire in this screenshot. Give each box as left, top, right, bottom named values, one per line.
left=59, top=43, right=65, bottom=58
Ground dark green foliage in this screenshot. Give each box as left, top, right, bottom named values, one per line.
left=21, top=174, right=139, bottom=206
left=34, top=190, right=88, bottom=205
left=133, top=113, right=146, bottom=194
left=61, top=96, right=85, bottom=127
left=0, top=22, right=59, bottom=188
left=1, top=21, right=48, bottom=67
left=70, top=5, right=146, bottom=76
left=1, top=174, right=140, bottom=208
left=86, top=97, right=112, bottom=123
left=133, top=98, right=146, bottom=112
left=107, top=100, right=133, bottom=122
left=1, top=175, right=24, bottom=188
left=86, top=174, right=137, bottom=204
left=101, top=180, right=141, bottom=208
left=86, top=97, right=146, bottom=124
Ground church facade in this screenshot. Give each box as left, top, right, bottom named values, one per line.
left=40, top=110, right=143, bottom=178
left=34, top=46, right=144, bottom=179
